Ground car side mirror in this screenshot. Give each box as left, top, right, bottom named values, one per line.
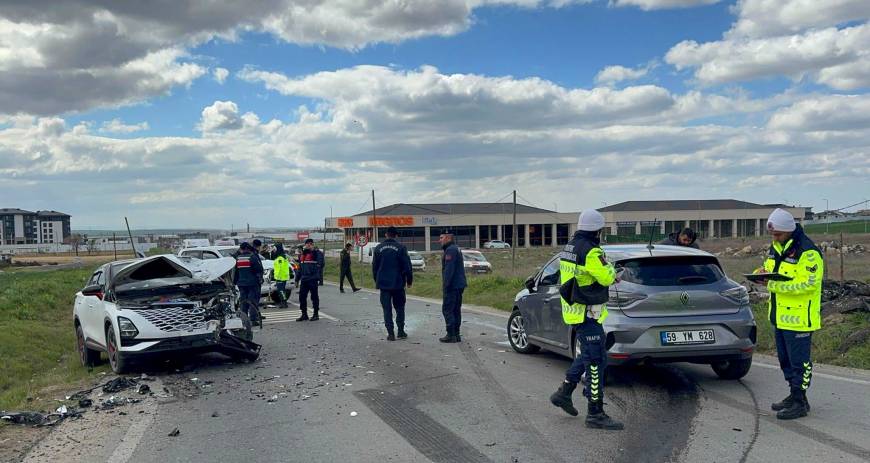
left=82, top=284, right=104, bottom=299
left=524, top=277, right=536, bottom=292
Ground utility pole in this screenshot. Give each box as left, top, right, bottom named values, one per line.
left=124, top=217, right=137, bottom=257
left=840, top=231, right=845, bottom=281
left=512, top=190, right=517, bottom=271
left=823, top=198, right=829, bottom=235
left=112, top=232, right=117, bottom=260
left=372, top=190, right=378, bottom=243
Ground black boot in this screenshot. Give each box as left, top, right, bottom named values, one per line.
left=439, top=333, right=458, bottom=343
left=771, top=393, right=794, bottom=411
left=295, top=311, right=308, bottom=322
left=549, top=381, right=579, bottom=416
left=352, top=287, right=361, bottom=293
left=387, top=332, right=396, bottom=341
left=397, top=327, right=407, bottom=339
left=585, top=402, right=624, bottom=430
left=310, top=310, right=319, bottom=321
left=777, top=390, right=809, bottom=420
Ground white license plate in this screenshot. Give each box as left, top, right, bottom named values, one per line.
left=660, top=329, right=715, bottom=345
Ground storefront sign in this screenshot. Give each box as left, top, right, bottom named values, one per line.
left=337, top=217, right=354, bottom=228
left=368, top=216, right=414, bottom=227
left=422, top=216, right=438, bottom=225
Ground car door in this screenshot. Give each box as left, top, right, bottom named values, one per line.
left=80, top=268, right=106, bottom=345
left=523, top=256, right=561, bottom=346
left=536, top=257, right=567, bottom=346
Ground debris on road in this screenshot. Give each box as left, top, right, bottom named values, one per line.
left=1, top=406, right=82, bottom=427
left=102, top=377, right=138, bottom=393
left=168, top=427, right=181, bottom=437
left=350, top=411, right=358, bottom=417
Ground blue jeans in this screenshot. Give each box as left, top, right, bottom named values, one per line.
left=565, top=319, right=607, bottom=403
left=380, top=289, right=406, bottom=334
left=442, top=288, right=464, bottom=336
left=238, top=285, right=260, bottom=322
left=774, top=328, right=813, bottom=393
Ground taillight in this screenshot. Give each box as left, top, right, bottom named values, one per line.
left=720, top=286, right=749, bottom=305
left=608, top=291, right=647, bottom=307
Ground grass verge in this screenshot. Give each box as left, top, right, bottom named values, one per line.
left=0, top=267, right=108, bottom=411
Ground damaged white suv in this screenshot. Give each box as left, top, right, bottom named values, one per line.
left=73, top=255, right=259, bottom=373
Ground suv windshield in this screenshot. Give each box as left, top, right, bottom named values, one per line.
left=617, top=256, right=724, bottom=286
left=408, top=252, right=421, bottom=259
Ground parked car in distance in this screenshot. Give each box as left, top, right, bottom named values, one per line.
left=408, top=251, right=426, bottom=271
left=73, top=255, right=252, bottom=373
left=483, top=240, right=510, bottom=249
left=462, top=250, right=492, bottom=273
left=507, top=244, right=756, bottom=380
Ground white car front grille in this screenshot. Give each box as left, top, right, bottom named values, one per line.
left=133, top=304, right=207, bottom=333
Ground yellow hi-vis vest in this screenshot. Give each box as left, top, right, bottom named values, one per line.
left=559, top=245, right=616, bottom=325
left=761, top=232, right=824, bottom=332
left=273, top=256, right=290, bottom=282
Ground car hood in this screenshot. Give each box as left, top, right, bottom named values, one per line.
left=110, top=255, right=236, bottom=291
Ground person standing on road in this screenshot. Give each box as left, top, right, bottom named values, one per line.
left=549, top=209, right=624, bottom=430
left=340, top=243, right=361, bottom=293
left=272, top=243, right=291, bottom=308
left=754, top=208, right=824, bottom=420
left=296, top=238, right=325, bottom=321
left=372, top=227, right=413, bottom=341
left=438, top=231, right=466, bottom=343
left=659, top=227, right=699, bottom=248
left=233, top=242, right=263, bottom=325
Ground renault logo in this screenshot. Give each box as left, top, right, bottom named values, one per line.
left=680, top=292, right=690, bottom=305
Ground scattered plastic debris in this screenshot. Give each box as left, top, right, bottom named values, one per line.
left=137, top=384, right=151, bottom=395
left=168, top=427, right=181, bottom=437
left=350, top=411, right=358, bottom=417
left=102, top=377, right=138, bottom=393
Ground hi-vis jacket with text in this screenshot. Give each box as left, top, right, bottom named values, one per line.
left=558, top=230, right=616, bottom=325
left=761, top=224, right=824, bottom=332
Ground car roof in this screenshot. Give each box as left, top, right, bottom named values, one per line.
left=462, top=249, right=483, bottom=253
left=602, top=244, right=714, bottom=261
left=180, top=246, right=238, bottom=251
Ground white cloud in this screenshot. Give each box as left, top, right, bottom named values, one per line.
left=0, top=0, right=593, bottom=115
left=213, top=67, right=229, bottom=84
left=767, top=94, right=870, bottom=132
left=610, top=0, right=719, bottom=10
left=729, top=0, right=870, bottom=38
left=666, top=24, right=870, bottom=89
left=99, top=119, right=150, bottom=134
left=199, top=100, right=262, bottom=132
left=594, top=64, right=651, bottom=86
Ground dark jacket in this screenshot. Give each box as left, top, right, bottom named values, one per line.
left=340, top=249, right=352, bottom=272
left=659, top=232, right=699, bottom=249
left=441, top=242, right=467, bottom=291
left=233, top=250, right=263, bottom=287
left=372, top=239, right=413, bottom=290
left=299, top=248, right=325, bottom=283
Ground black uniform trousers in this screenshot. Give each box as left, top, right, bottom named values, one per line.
left=442, top=288, right=464, bottom=336
left=298, top=280, right=320, bottom=315
left=340, top=268, right=357, bottom=291
left=774, top=327, right=813, bottom=393
left=379, top=289, right=406, bottom=334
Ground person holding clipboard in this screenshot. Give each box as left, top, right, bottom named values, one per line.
left=747, top=208, right=824, bottom=420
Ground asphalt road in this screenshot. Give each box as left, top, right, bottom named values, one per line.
left=23, top=282, right=870, bottom=463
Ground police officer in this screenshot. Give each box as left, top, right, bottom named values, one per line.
left=296, top=238, right=325, bottom=321
left=340, top=243, right=361, bottom=293
left=233, top=242, right=263, bottom=325
left=549, top=209, right=623, bottom=430
left=372, top=227, right=413, bottom=341
left=272, top=243, right=292, bottom=308
left=755, top=208, right=823, bottom=420
left=439, top=231, right=466, bottom=343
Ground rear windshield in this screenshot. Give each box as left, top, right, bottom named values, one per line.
left=617, top=256, right=724, bottom=286
left=463, top=253, right=487, bottom=262
left=218, top=249, right=237, bottom=257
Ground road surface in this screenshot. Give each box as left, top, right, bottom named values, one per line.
left=21, top=283, right=870, bottom=463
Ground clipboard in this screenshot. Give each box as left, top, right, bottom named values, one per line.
left=743, top=273, right=793, bottom=282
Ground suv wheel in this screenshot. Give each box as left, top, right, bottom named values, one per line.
left=76, top=324, right=100, bottom=367
left=507, top=310, right=539, bottom=354
left=106, top=325, right=129, bottom=374
left=711, top=357, right=752, bottom=380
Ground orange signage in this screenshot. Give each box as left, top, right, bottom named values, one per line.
left=368, top=216, right=414, bottom=227
left=336, top=217, right=354, bottom=228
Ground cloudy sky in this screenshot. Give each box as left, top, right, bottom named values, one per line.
left=1, top=0, right=868, bottom=229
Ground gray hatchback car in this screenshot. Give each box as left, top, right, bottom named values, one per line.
left=507, top=244, right=756, bottom=379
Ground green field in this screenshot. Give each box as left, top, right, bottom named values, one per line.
left=804, top=220, right=870, bottom=235
left=0, top=267, right=108, bottom=411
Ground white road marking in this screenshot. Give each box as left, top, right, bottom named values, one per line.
left=106, top=405, right=156, bottom=463
left=753, top=361, right=870, bottom=386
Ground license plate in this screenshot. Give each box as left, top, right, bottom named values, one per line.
left=660, top=329, right=715, bottom=345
